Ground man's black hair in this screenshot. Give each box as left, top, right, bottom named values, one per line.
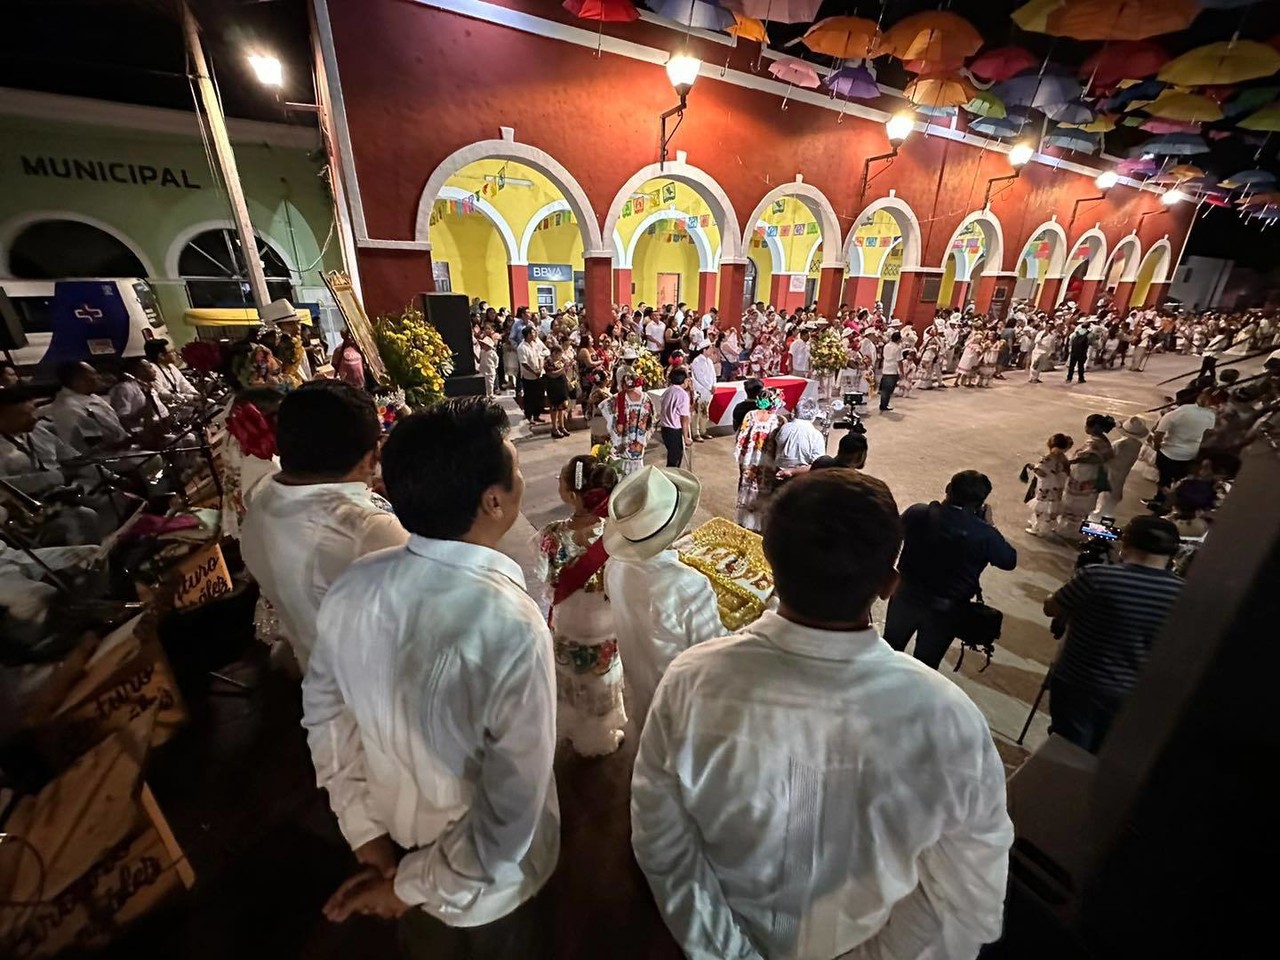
left=56, top=361, right=89, bottom=388
left=1124, top=515, right=1180, bottom=557
left=836, top=431, right=869, bottom=466
left=743, top=378, right=764, bottom=399
left=381, top=398, right=514, bottom=540
left=667, top=367, right=688, bottom=385
left=946, top=470, right=993, bottom=509
left=0, top=386, right=32, bottom=408
left=144, top=339, right=170, bottom=362
left=765, top=470, right=902, bottom=621
left=275, top=380, right=381, bottom=478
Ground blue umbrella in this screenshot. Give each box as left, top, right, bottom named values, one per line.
left=824, top=66, right=880, bottom=100
left=1102, top=79, right=1166, bottom=113
left=917, top=104, right=958, bottom=117
left=970, top=116, right=1020, bottom=138
left=1045, top=100, right=1095, bottom=124
left=1221, top=168, right=1277, bottom=188
left=1224, top=86, right=1280, bottom=118
left=647, top=0, right=733, bottom=30
left=1044, top=128, right=1099, bottom=154
left=1140, top=133, right=1209, bottom=156
left=993, top=71, right=1083, bottom=110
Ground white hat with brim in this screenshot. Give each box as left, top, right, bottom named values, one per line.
left=1120, top=416, right=1149, bottom=439
left=261, top=298, right=302, bottom=325
left=621, top=348, right=639, bottom=361
left=604, top=466, right=701, bottom=562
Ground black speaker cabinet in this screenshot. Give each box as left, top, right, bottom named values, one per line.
left=422, top=292, right=485, bottom=397
left=0, top=290, right=29, bottom=353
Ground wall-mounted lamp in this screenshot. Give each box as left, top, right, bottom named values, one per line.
left=1069, top=170, right=1121, bottom=229
left=983, top=140, right=1035, bottom=207
left=1161, top=187, right=1188, bottom=205
left=660, top=53, right=701, bottom=169
left=248, top=54, right=283, bottom=88
left=1095, top=171, right=1119, bottom=190
left=859, top=112, right=914, bottom=203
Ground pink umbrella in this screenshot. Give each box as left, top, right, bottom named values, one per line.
left=768, top=58, right=821, bottom=88
left=721, top=0, right=823, bottom=23
left=1140, top=118, right=1202, bottom=134
left=969, top=45, right=1040, bottom=83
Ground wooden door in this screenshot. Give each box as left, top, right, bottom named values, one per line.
left=657, top=272, right=681, bottom=307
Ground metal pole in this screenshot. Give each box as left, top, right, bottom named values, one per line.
left=181, top=1, right=272, bottom=315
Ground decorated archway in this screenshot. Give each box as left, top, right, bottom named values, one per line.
left=1014, top=219, right=1069, bottom=307
left=842, top=194, right=923, bottom=315
left=939, top=211, right=1005, bottom=309
left=1132, top=238, right=1173, bottom=307
left=1059, top=228, right=1108, bottom=306
left=1103, top=234, right=1142, bottom=290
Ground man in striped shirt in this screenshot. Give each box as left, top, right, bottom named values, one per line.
left=1043, top=516, right=1184, bottom=753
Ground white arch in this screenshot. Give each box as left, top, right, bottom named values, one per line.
left=1104, top=234, right=1143, bottom=284
left=164, top=219, right=296, bottom=283
left=750, top=223, right=786, bottom=274
left=519, top=200, right=571, bottom=263
left=1018, top=219, right=1069, bottom=279
left=1137, top=238, right=1173, bottom=284
left=1, top=210, right=157, bottom=278
left=624, top=209, right=714, bottom=272
left=435, top=186, right=519, bottom=263
left=802, top=235, right=823, bottom=274
left=942, top=210, right=1006, bottom=281
left=415, top=136, right=604, bottom=255
left=742, top=182, right=843, bottom=269
left=1067, top=227, right=1110, bottom=283
left=602, top=158, right=742, bottom=261
left=845, top=194, right=923, bottom=273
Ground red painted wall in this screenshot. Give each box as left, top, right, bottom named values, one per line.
left=328, top=0, right=1193, bottom=321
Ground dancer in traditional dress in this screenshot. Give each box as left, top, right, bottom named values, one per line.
left=1027, top=433, right=1073, bottom=536
left=1057, top=414, right=1116, bottom=536
left=536, top=455, right=627, bottom=756
left=978, top=335, right=1001, bottom=388
left=734, top=390, right=785, bottom=531
left=914, top=333, right=943, bottom=390
left=604, top=374, right=656, bottom=476
left=1094, top=416, right=1148, bottom=519
left=1027, top=325, right=1059, bottom=383
left=955, top=332, right=985, bottom=387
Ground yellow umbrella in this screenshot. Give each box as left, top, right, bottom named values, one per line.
left=904, top=73, right=978, bottom=109
left=1166, top=164, right=1204, bottom=181
left=1042, top=0, right=1200, bottom=42
left=874, top=12, right=982, bottom=64
left=1158, top=40, right=1280, bottom=87
left=800, top=16, right=877, bottom=60
left=1011, top=0, right=1062, bottom=34
left=1239, top=103, right=1280, bottom=132
left=727, top=12, right=768, bottom=43
left=1143, top=91, right=1224, bottom=123
left=1061, top=114, right=1118, bottom=133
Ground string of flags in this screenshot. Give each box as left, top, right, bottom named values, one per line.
left=620, top=182, right=699, bottom=219
left=532, top=211, right=576, bottom=232
left=428, top=165, right=511, bottom=225
left=951, top=236, right=985, bottom=252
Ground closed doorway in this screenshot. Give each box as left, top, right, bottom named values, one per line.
left=657, top=272, right=680, bottom=307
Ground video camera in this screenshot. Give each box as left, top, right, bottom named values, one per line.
left=830, top=391, right=866, bottom=431
left=1076, top=517, right=1119, bottom=569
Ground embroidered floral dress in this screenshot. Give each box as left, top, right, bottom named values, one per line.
left=603, top=393, right=656, bottom=475
left=1028, top=451, right=1069, bottom=536
left=735, top=406, right=783, bottom=532
left=536, top=518, right=627, bottom=756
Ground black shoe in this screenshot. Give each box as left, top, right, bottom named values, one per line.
left=881, top=406, right=894, bottom=412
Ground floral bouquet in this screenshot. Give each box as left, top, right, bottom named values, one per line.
left=590, top=443, right=626, bottom=481
left=373, top=304, right=455, bottom=409
left=631, top=351, right=664, bottom=387
left=373, top=388, right=408, bottom=432
left=180, top=339, right=227, bottom=374
left=810, top=328, right=850, bottom=376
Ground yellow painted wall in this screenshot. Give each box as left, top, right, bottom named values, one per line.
left=939, top=252, right=958, bottom=307
left=430, top=213, right=509, bottom=305
left=849, top=209, right=906, bottom=277
left=877, top=243, right=903, bottom=301
left=747, top=248, right=773, bottom=305
left=526, top=221, right=583, bottom=308
left=615, top=178, right=723, bottom=263
left=1133, top=247, right=1166, bottom=306
left=633, top=231, right=700, bottom=306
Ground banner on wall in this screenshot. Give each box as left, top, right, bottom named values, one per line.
left=662, top=183, right=677, bottom=203
left=807, top=223, right=819, bottom=235
left=772, top=199, right=786, bottom=214
left=788, top=274, right=807, bottom=293
left=766, top=225, right=778, bottom=237
left=781, top=225, right=791, bottom=237
left=530, top=263, right=573, bottom=282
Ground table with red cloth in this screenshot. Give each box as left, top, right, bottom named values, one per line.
left=646, top=376, right=817, bottom=435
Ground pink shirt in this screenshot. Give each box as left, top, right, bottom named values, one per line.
left=334, top=345, right=365, bottom=388
left=660, top=384, right=690, bottom=430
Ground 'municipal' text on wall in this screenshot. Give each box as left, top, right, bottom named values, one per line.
left=20, top=156, right=202, bottom=189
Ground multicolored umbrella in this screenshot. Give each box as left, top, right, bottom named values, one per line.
left=727, top=13, right=768, bottom=43
left=1037, top=0, right=1201, bottom=42
left=1143, top=91, right=1225, bottom=122
left=1158, top=40, right=1280, bottom=87
left=1239, top=103, right=1280, bottom=132
left=647, top=0, right=733, bottom=31
left=1140, top=132, right=1210, bottom=155
left=824, top=65, right=880, bottom=100
left=1079, top=41, right=1168, bottom=88
left=903, top=72, right=979, bottom=109
left=965, top=91, right=1008, bottom=119
left=1102, top=79, right=1167, bottom=112
left=801, top=16, right=878, bottom=60
left=1141, top=117, right=1202, bottom=134
left=1043, top=128, right=1099, bottom=153
left=767, top=58, right=821, bottom=88
left=1065, top=114, right=1119, bottom=133
left=970, top=116, right=1021, bottom=138
left=720, top=0, right=822, bottom=23
left=873, top=12, right=982, bottom=65
left=1165, top=164, right=1205, bottom=180
left=562, top=0, right=638, bottom=21
left=968, top=46, right=1040, bottom=83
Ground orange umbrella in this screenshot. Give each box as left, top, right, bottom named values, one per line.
left=1165, top=164, right=1204, bottom=181
left=873, top=12, right=982, bottom=64
left=727, top=12, right=768, bottom=43
left=904, top=73, right=979, bottom=109
left=800, top=16, right=878, bottom=60
left=1042, top=0, right=1200, bottom=41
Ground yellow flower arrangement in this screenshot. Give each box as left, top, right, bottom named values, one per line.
left=631, top=351, right=664, bottom=387
left=810, top=327, right=850, bottom=376
left=373, top=304, right=455, bottom=409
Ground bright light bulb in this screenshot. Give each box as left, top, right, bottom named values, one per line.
left=1161, top=188, right=1187, bottom=205
left=248, top=54, right=283, bottom=88
left=886, top=112, right=915, bottom=145
left=666, top=54, right=701, bottom=95
left=1008, top=141, right=1035, bottom=167
left=1095, top=171, right=1119, bottom=190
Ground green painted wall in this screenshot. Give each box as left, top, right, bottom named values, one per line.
left=0, top=111, right=342, bottom=345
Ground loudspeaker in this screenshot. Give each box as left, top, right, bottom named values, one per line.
left=0, top=290, right=29, bottom=352
left=422, top=292, right=485, bottom=397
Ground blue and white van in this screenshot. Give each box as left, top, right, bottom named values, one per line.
left=1, top=278, right=170, bottom=370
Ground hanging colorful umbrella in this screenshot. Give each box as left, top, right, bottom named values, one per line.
left=768, top=58, right=821, bottom=88
left=994, top=72, right=1083, bottom=110
left=903, top=72, right=979, bottom=109
left=1012, top=0, right=1062, bottom=34
left=903, top=57, right=966, bottom=75
left=1141, top=117, right=1202, bottom=134
left=969, top=46, right=1040, bottom=83
left=1224, top=86, right=1279, bottom=118
left=1158, top=40, right=1280, bottom=87
left=965, top=91, right=1008, bottom=119
left=562, top=0, right=638, bottom=21
left=917, top=105, right=959, bottom=117
left=720, top=0, right=822, bottom=23
left=1046, top=100, right=1096, bottom=124
left=1117, top=156, right=1158, bottom=176
left=1102, top=79, right=1167, bottom=112
left=1041, top=0, right=1201, bottom=42
left=1079, top=41, right=1168, bottom=88
left=801, top=16, right=878, bottom=60
left=727, top=13, right=768, bottom=43
left=1239, top=103, right=1280, bottom=131
left=970, top=116, right=1021, bottom=138
left=1140, top=132, right=1210, bottom=155
left=1043, top=128, right=1100, bottom=153
left=1143, top=91, right=1225, bottom=122
left=873, top=12, right=983, bottom=65
left=647, top=0, right=733, bottom=30
left=1065, top=113, right=1119, bottom=133
left=1165, top=164, right=1205, bottom=180
left=1220, top=169, right=1276, bottom=188
left=824, top=65, right=880, bottom=100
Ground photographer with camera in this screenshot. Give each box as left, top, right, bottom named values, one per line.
left=884, top=470, right=1017, bottom=669
left=1043, top=515, right=1183, bottom=754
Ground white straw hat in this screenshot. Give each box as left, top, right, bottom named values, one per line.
left=603, top=466, right=701, bottom=562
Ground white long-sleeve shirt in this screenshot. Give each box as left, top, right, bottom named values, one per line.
left=690, top=354, right=717, bottom=402
left=604, top=549, right=723, bottom=724
left=632, top=611, right=1013, bottom=960
left=302, top=536, right=559, bottom=928
left=44, top=390, right=130, bottom=452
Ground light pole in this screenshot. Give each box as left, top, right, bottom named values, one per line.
left=983, top=140, right=1034, bottom=209
left=660, top=53, right=701, bottom=170
left=180, top=1, right=272, bottom=315
left=858, top=111, right=914, bottom=204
